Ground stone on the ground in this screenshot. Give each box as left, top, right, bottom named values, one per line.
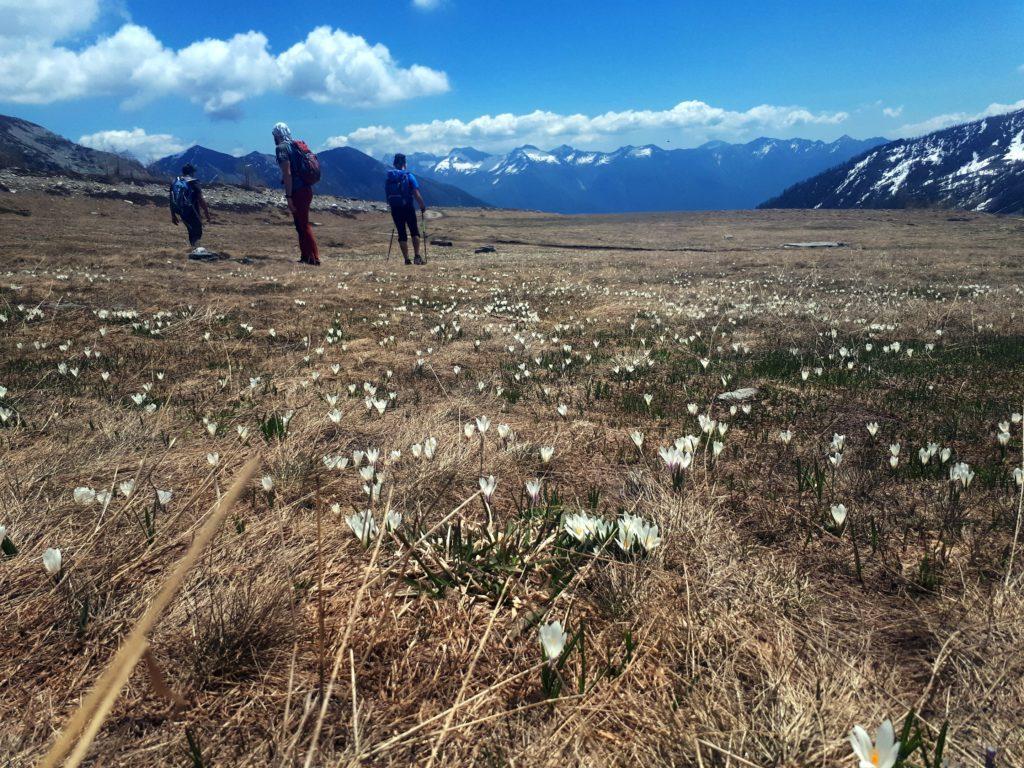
left=782, top=241, right=845, bottom=248
left=718, top=387, right=759, bottom=402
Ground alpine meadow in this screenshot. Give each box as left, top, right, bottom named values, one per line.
left=1, top=1, right=1023, bottom=767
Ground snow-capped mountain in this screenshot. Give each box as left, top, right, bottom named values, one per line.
left=761, top=109, right=1024, bottom=213
left=393, top=135, right=887, bottom=213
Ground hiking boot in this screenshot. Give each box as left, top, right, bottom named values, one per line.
left=414, top=256, right=425, bottom=265
left=404, top=258, right=413, bottom=265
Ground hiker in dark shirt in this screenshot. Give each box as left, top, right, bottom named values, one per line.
left=170, top=163, right=211, bottom=249
left=273, top=122, right=320, bottom=266
left=385, top=153, right=427, bottom=265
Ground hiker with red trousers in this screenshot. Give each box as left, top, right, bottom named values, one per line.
left=273, top=122, right=321, bottom=265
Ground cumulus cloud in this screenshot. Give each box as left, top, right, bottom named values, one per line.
left=0, top=5, right=449, bottom=117
left=882, top=106, right=903, bottom=118
left=325, top=100, right=850, bottom=154
left=896, top=99, right=1024, bottom=138
left=78, top=128, right=187, bottom=163
left=0, top=0, right=100, bottom=44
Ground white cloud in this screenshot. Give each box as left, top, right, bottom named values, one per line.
left=896, top=99, right=1024, bottom=137
left=78, top=128, right=187, bottom=163
left=882, top=106, right=903, bottom=118
left=413, top=0, right=442, bottom=8
left=0, top=0, right=100, bottom=44
left=325, top=100, right=850, bottom=155
left=0, top=16, right=449, bottom=117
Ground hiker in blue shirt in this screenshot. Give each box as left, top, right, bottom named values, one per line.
left=169, top=163, right=211, bottom=249
left=385, top=154, right=427, bottom=265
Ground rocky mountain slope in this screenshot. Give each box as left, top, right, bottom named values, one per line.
left=400, top=136, right=888, bottom=213
left=761, top=108, right=1024, bottom=213
left=0, top=115, right=150, bottom=179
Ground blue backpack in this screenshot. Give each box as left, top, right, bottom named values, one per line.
left=170, top=177, right=194, bottom=215
left=385, top=169, right=413, bottom=207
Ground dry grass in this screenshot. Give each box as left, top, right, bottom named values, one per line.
left=1, top=193, right=1022, bottom=766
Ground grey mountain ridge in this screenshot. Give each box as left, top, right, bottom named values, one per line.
left=0, top=114, right=150, bottom=178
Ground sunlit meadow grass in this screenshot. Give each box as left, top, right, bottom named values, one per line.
left=0, top=198, right=1022, bottom=766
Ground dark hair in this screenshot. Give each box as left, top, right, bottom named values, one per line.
left=182, top=163, right=196, bottom=176
left=393, top=153, right=406, bottom=169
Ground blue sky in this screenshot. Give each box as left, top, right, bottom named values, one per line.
left=2, top=0, right=1023, bottom=161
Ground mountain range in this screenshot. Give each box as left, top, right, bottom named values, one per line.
left=762, top=108, right=1024, bottom=213
left=396, top=136, right=889, bottom=213
left=9, top=109, right=1024, bottom=214
left=148, top=144, right=485, bottom=207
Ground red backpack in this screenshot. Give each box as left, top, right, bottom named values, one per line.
left=290, top=140, right=321, bottom=186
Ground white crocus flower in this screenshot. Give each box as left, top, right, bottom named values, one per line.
left=384, top=509, right=402, bottom=532
left=630, top=430, right=644, bottom=450
left=327, top=410, right=342, bottom=424
left=849, top=720, right=899, bottom=768
left=616, top=515, right=640, bottom=552
left=118, top=480, right=135, bottom=498
left=779, top=429, right=793, bottom=445
left=479, top=475, right=497, bottom=500
left=556, top=404, right=569, bottom=418
left=207, top=452, right=220, bottom=467
left=156, top=489, right=173, bottom=506
left=497, top=423, right=512, bottom=441
left=539, top=446, right=555, bottom=464
left=636, top=520, right=662, bottom=552
left=949, top=462, right=974, bottom=487
left=539, top=620, right=568, bottom=661
left=830, top=504, right=847, bottom=527
left=475, top=416, right=491, bottom=434
left=346, top=510, right=378, bottom=544
left=1014, top=467, right=1023, bottom=487
left=564, top=513, right=591, bottom=543
left=525, top=479, right=543, bottom=505
left=423, top=437, right=438, bottom=460
left=463, top=423, right=476, bottom=440
left=260, top=475, right=274, bottom=492
left=918, top=448, right=930, bottom=465
left=42, top=547, right=62, bottom=577
left=866, top=422, right=879, bottom=437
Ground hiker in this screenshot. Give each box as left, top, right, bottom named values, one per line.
left=273, top=122, right=321, bottom=266
left=386, top=154, right=427, bottom=265
left=169, top=163, right=211, bottom=249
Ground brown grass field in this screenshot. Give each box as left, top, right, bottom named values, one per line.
left=1, top=191, right=1023, bottom=767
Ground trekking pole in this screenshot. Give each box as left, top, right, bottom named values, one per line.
left=386, top=228, right=395, bottom=261
left=421, top=210, right=428, bottom=264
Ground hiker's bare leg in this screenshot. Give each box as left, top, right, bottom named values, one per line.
left=412, top=235, right=421, bottom=258
left=399, top=240, right=410, bottom=261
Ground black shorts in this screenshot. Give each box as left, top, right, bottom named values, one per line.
left=390, top=204, right=420, bottom=242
